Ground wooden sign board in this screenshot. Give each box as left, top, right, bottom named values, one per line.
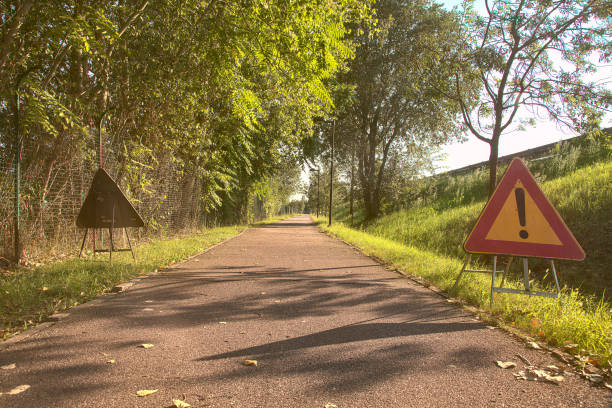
left=463, top=158, right=584, bottom=260
left=76, top=168, right=144, bottom=228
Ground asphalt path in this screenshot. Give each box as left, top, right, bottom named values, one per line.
left=1, top=215, right=609, bottom=407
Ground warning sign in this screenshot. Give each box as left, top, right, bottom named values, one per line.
left=463, top=158, right=585, bottom=260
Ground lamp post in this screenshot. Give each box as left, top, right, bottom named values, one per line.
left=308, top=166, right=320, bottom=218
left=328, top=120, right=335, bottom=227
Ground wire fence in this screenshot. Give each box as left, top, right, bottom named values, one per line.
left=0, top=138, right=262, bottom=265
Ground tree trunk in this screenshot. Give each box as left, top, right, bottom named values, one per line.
left=487, top=137, right=499, bottom=198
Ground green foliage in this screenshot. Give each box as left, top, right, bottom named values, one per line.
left=327, top=0, right=471, bottom=220
left=0, top=0, right=374, bottom=241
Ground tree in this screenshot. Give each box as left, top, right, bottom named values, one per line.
left=336, top=0, right=468, bottom=220
left=0, top=0, right=374, bottom=259
left=453, top=0, right=612, bottom=196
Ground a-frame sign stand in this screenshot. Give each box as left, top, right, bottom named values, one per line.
left=78, top=203, right=136, bottom=262
left=76, top=168, right=144, bottom=262
left=451, top=255, right=561, bottom=307
left=451, top=158, right=584, bottom=306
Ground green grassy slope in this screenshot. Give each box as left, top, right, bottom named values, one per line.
left=364, top=161, right=612, bottom=297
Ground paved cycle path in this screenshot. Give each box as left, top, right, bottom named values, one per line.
left=1, top=216, right=609, bottom=407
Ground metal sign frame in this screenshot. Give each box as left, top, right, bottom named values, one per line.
left=451, top=254, right=561, bottom=307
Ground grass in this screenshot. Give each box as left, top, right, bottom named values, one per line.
left=0, top=214, right=294, bottom=340
left=363, top=160, right=612, bottom=298
left=317, top=219, right=612, bottom=368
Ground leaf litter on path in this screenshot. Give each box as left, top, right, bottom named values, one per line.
left=1, top=363, right=16, bottom=370
left=242, top=360, right=257, bottom=366
left=496, top=361, right=516, bottom=369
left=138, top=343, right=154, bottom=349
left=0, top=384, right=30, bottom=396
left=172, top=398, right=191, bottom=407
left=514, top=365, right=564, bottom=385
left=136, top=389, right=158, bottom=397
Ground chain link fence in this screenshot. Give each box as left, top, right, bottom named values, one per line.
left=0, top=136, right=263, bottom=264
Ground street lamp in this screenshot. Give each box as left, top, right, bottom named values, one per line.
left=308, top=166, right=320, bottom=217
left=328, top=120, right=335, bottom=227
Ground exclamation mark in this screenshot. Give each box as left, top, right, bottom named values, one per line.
left=515, top=187, right=528, bottom=239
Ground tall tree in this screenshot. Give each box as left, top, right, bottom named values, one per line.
left=453, top=0, right=612, bottom=196
left=337, top=0, right=468, bottom=220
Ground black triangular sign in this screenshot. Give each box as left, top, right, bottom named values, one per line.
left=76, top=168, right=145, bottom=228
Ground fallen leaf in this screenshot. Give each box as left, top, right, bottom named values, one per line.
left=324, top=404, right=338, bottom=408
left=530, top=318, right=542, bottom=328
left=274, top=300, right=281, bottom=303
left=496, top=361, right=516, bottom=369
left=514, top=367, right=564, bottom=385
left=1, top=363, right=16, bottom=370
left=7, top=384, right=30, bottom=395
left=587, top=357, right=601, bottom=367
left=138, top=344, right=154, bottom=349
left=485, top=326, right=496, bottom=330
left=219, top=321, right=227, bottom=325
left=136, top=389, right=158, bottom=397
left=528, top=341, right=541, bottom=350
left=242, top=360, right=257, bottom=366
left=537, top=330, right=546, bottom=339
left=143, top=308, right=154, bottom=311
left=172, top=399, right=191, bottom=407
left=239, top=331, right=246, bottom=334
left=41, top=287, right=48, bottom=291
left=260, top=292, right=266, bottom=295
left=107, top=360, right=115, bottom=364
left=604, top=382, right=612, bottom=390
left=144, top=300, right=153, bottom=303
left=544, top=375, right=564, bottom=385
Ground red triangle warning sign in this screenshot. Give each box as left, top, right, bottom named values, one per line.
left=464, top=158, right=585, bottom=260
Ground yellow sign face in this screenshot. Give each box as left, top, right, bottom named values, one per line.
left=485, top=181, right=562, bottom=245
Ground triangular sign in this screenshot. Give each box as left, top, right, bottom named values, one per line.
left=76, top=168, right=145, bottom=228
left=464, top=158, right=584, bottom=260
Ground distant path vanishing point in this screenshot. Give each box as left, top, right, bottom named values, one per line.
left=1, top=215, right=609, bottom=407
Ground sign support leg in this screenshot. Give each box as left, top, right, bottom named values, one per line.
left=79, top=228, right=88, bottom=258
left=490, top=256, right=497, bottom=308
left=522, top=258, right=530, bottom=292
left=451, top=254, right=472, bottom=295
left=551, top=260, right=561, bottom=298
left=125, top=227, right=135, bottom=261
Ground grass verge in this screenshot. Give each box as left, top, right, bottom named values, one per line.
left=0, top=215, right=294, bottom=340
left=316, top=218, right=612, bottom=369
